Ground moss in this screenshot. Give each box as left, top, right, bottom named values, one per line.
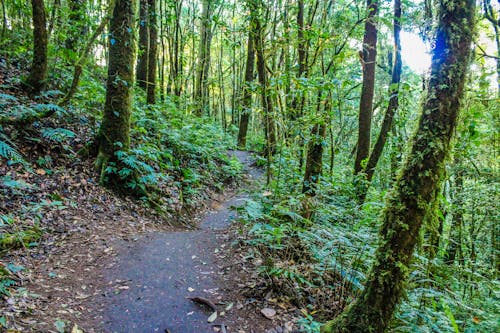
left=322, top=1, right=475, bottom=332
left=0, top=228, right=42, bottom=250
left=96, top=0, right=136, bottom=187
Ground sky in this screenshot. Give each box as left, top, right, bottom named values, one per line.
left=400, top=30, right=431, bottom=74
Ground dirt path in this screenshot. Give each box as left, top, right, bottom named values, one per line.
left=94, top=151, right=265, bottom=333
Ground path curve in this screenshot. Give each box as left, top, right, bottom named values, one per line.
left=100, top=151, right=262, bottom=333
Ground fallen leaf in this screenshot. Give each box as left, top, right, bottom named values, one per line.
left=260, top=307, right=276, bottom=319
left=207, top=311, right=218, bottom=323
left=225, top=302, right=234, bottom=311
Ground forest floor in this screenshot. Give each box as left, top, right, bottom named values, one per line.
left=1, top=150, right=298, bottom=333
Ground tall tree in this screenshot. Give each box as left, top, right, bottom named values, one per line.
left=60, top=1, right=115, bottom=106
left=136, top=0, right=148, bottom=89
left=96, top=0, right=136, bottom=186
left=252, top=0, right=276, bottom=157
left=482, top=0, right=500, bottom=96
left=146, top=0, right=157, bottom=104
left=359, top=0, right=403, bottom=201
left=65, top=0, right=86, bottom=53
left=354, top=0, right=379, bottom=175
left=26, top=0, right=48, bottom=94
left=321, top=0, right=475, bottom=331
left=237, top=27, right=256, bottom=148
left=194, top=0, right=214, bottom=116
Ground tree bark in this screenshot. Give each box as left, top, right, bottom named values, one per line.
left=302, top=121, right=326, bottom=196
left=96, top=0, right=136, bottom=186
left=354, top=0, right=379, bottom=175
left=65, top=0, right=86, bottom=53
left=359, top=0, right=402, bottom=201
left=194, top=0, right=213, bottom=116
left=146, top=0, right=157, bottom=104
left=60, top=1, right=114, bottom=106
left=237, top=28, right=256, bottom=148
left=252, top=1, right=276, bottom=157
left=136, top=0, right=148, bottom=89
left=321, top=0, right=475, bottom=331
left=26, top=0, right=48, bottom=94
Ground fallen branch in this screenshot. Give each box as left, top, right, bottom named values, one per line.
left=186, top=296, right=218, bottom=312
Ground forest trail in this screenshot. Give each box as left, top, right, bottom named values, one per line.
left=97, top=151, right=264, bottom=333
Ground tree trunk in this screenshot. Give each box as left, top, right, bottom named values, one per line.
left=302, top=121, right=326, bottom=196
left=359, top=0, right=402, bottom=201
left=65, top=0, right=86, bottom=53
left=96, top=0, right=136, bottom=187
left=26, top=0, right=48, bottom=94
left=482, top=0, right=500, bottom=96
left=136, top=0, right=148, bottom=89
left=60, top=1, right=114, bottom=106
left=146, top=0, right=157, bottom=104
left=194, top=0, right=213, bottom=116
left=321, top=1, right=475, bottom=332
left=252, top=1, right=276, bottom=157
left=237, top=28, right=256, bottom=148
left=354, top=0, right=379, bottom=175
left=444, top=168, right=464, bottom=265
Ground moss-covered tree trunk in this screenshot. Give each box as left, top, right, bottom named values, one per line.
left=194, top=0, right=213, bottom=116
left=65, top=0, right=86, bottom=53
left=146, top=0, right=157, bottom=104
left=237, top=28, right=256, bottom=148
left=136, top=0, right=148, bottom=89
left=354, top=0, right=379, bottom=175
left=26, top=0, right=48, bottom=94
left=321, top=1, right=475, bottom=332
left=96, top=0, right=136, bottom=186
left=252, top=0, right=276, bottom=156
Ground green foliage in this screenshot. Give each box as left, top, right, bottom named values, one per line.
left=99, top=97, right=242, bottom=203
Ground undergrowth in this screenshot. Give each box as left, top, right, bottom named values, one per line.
left=236, top=146, right=499, bottom=333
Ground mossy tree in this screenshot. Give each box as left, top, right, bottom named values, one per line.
left=136, top=0, right=148, bottom=89
left=26, top=0, right=48, bottom=94
left=237, top=27, right=256, bottom=148
left=96, top=0, right=136, bottom=187
left=146, top=0, right=157, bottom=104
left=321, top=0, right=476, bottom=332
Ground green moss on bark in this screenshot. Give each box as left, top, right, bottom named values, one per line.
left=321, top=1, right=475, bottom=332
left=96, top=0, right=136, bottom=187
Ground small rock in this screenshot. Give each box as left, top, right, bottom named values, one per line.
left=261, top=307, right=276, bottom=319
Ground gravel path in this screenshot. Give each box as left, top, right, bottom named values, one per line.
left=101, top=151, right=262, bottom=333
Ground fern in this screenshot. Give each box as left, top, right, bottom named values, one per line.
left=0, top=132, right=25, bottom=165
left=0, top=93, right=18, bottom=108
left=41, top=127, right=76, bottom=142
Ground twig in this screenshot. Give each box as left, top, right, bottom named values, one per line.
left=187, top=296, right=218, bottom=312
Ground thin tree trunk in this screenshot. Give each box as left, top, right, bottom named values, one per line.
left=194, top=0, right=212, bottom=116
left=359, top=0, right=402, bottom=201
left=354, top=0, right=379, bottom=175
left=237, top=28, right=256, bottom=148
left=60, top=1, right=114, bottom=106
left=146, top=0, right=157, bottom=104
left=65, top=0, right=86, bottom=53
left=253, top=2, right=276, bottom=157
left=321, top=0, right=475, bottom=331
left=136, top=0, right=148, bottom=89
left=26, top=0, right=48, bottom=94
left=302, top=102, right=327, bottom=196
